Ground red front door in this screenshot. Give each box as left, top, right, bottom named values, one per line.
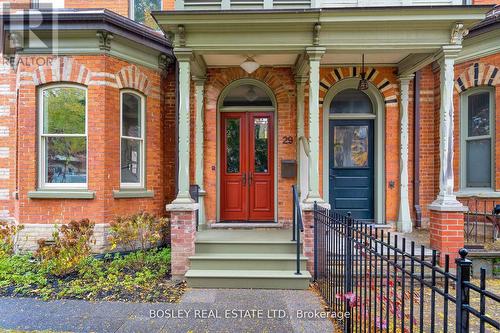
left=220, top=112, right=274, bottom=221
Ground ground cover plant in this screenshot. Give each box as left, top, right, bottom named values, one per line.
left=0, top=214, right=185, bottom=303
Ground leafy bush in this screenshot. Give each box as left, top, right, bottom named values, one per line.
left=0, top=221, right=24, bottom=257
left=108, top=212, right=169, bottom=252
left=35, top=219, right=95, bottom=277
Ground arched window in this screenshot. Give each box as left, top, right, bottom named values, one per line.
left=460, top=87, right=495, bottom=189
left=121, top=90, right=146, bottom=188
left=222, top=84, right=273, bottom=107
left=39, top=84, right=87, bottom=188
left=330, top=88, right=373, bottom=114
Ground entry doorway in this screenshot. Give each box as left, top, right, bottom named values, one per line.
left=329, top=119, right=374, bottom=220
left=220, top=112, right=275, bottom=221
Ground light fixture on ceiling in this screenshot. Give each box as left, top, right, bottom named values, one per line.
left=358, top=54, right=369, bottom=91
left=240, top=56, right=260, bottom=74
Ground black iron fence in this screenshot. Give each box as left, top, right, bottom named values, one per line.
left=313, top=203, right=500, bottom=333
left=462, top=197, right=500, bottom=248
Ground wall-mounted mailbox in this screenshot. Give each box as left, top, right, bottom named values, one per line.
left=281, top=160, right=297, bottom=178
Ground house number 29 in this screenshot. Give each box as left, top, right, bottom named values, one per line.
left=282, top=136, right=293, bottom=144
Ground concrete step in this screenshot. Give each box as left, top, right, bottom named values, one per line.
left=186, top=270, right=311, bottom=289
left=195, top=241, right=300, bottom=254
left=189, top=253, right=308, bottom=270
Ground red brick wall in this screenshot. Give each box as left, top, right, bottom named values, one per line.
left=10, top=55, right=175, bottom=225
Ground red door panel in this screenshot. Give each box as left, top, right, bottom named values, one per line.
left=248, top=113, right=274, bottom=221
left=220, top=113, right=248, bottom=221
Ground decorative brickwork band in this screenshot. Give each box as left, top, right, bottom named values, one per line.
left=170, top=210, right=197, bottom=278
left=318, top=66, right=398, bottom=106
left=455, top=62, right=499, bottom=92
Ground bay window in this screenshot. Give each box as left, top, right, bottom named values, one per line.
left=39, top=85, right=87, bottom=188
left=121, top=91, right=145, bottom=188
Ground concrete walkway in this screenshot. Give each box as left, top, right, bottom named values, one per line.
left=0, top=289, right=334, bottom=333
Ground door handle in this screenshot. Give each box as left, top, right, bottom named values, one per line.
left=249, top=172, right=253, bottom=185
left=242, top=172, right=246, bottom=186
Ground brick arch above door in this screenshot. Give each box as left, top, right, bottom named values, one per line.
left=455, top=62, right=500, bottom=93
left=318, top=66, right=399, bottom=107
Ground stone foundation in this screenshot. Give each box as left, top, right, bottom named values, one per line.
left=15, top=223, right=112, bottom=253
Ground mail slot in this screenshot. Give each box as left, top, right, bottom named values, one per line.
left=281, top=160, right=297, bottom=178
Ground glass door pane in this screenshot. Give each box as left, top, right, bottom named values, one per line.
left=333, top=125, right=369, bottom=168
left=225, top=118, right=241, bottom=173
left=253, top=117, right=269, bottom=173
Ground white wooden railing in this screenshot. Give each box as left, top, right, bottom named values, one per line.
left=176, top=0, right=465, bottom=10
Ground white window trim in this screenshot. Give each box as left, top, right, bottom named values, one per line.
left=460, top=86, right=496, bottom=191
left=129, top=0, right=163, bottom=22
left=120, top=90, right=146, bottom=189
left=38, top=84, right=88, bottom=190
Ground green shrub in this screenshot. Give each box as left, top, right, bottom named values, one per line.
left=35, top=219, right=95, bottom=277
left=0, top=221, right=24, bottom=257
left=108, top=212, right=169, bottom=252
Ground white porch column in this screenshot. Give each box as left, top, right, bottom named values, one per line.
left=295, top=75, right=307, bottom=198
left=304, top=46, right=326, bottom=203
left=194, top=76, right=206, bottom=225
left=430, top=45, right=464, bottom=210
left=397, top=74, right=414, bottom=232
left=172, top=48, right=194, bottom=204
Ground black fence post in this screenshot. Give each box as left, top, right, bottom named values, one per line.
left=344, top=212, right=353, bottom=333
left=455, top=248, right=472, bottom=333
left=314, top=201, right=318, bottom=281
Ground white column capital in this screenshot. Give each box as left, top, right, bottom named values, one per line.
left=174, top=47, right=193, bottom=62
left=437, top=44, right=462, bottom=61
left=295, top=75, right=308, bottom=85
left=397, top=74, right=414, bottom=83
left=306, top=46, right=326, bottom=61
left=192, top=75, right=207, bottom=84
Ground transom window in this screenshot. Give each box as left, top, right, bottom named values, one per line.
left=222, top=84, right=273, bottom=107
left=330, top=88, right=373, bottom=114
left=461, top=88, right=495, bottom=189
left=39, top=85, right=87, bottom=188
left=130, top=0, right=162, bottom=28
left=121, top=91, right=145, bottom=188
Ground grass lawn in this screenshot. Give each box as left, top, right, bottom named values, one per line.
left=0, top=248, right=186, bottom=303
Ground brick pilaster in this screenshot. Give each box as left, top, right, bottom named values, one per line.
left=429, top=209, right=465, bottom=267
left=169, top=208, right=198, bottom=279
left=301, top=209, right=315, bottom=274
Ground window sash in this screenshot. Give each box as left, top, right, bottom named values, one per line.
left=461, top=88, right=495, bottom=190
left=120, top=91, right=145, bottom=188
left=39, top=85, right=88, bottom=189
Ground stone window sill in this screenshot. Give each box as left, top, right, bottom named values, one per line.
left=113, top=189, right=154, bottom=199
left=28, top=190, right=95, bottom=199
left=454, top=189, right=500, bottom=198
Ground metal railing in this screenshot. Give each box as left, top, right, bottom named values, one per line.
left=313, top=203, right=500, bottom=333
left=292, top=185, right=304, bottom=275
left=462, top=198, right=500, bottom=248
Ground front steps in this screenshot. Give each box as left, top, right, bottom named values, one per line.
left=185, top=229, right=311, bottom=289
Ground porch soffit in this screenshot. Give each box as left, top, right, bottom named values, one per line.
left=153, top=6, right=488, bottom=55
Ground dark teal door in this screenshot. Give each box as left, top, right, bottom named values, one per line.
left=329, top=119, right=374, bottom=221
